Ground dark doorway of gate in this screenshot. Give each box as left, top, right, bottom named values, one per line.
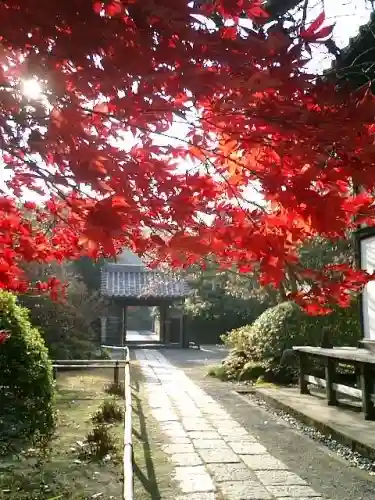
left=125, top=305, right=159, bottom=343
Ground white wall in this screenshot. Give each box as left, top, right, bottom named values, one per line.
left=360, top=236, right=375, bottom=340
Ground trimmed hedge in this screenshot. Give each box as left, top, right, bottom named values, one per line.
left=220, top=301, right=361, bottom=383
left=0, top=292, right=55, bottom=452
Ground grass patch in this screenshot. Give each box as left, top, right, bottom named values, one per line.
left=92, top=399, right=123, bottom=425
left=0, top=362, right=181, bottom=500
left=255, top=379, right=278, bottom=388
left=207, top=364, right=228, bottom=381
left=207, top=360, right=268, bottom=384
left=0, top=368, right=124, bottom=499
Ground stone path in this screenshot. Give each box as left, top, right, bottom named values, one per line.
left=126, top=329, right=159, bottom=342
left=135, top=349, right=328, bottom=500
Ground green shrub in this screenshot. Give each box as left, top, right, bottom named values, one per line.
left=104, top=381, right=125, bottom=397
left=207, top=364, right=229, bottom=381
left=244, top=302, right=307, bottom=371
left=221, top=324, right=251, bottom=350
left=92, top=399, right=123, bottom=424
left=221, top=300, right=361, bottom=383
left=238, top=361, right=265, bottom=381
left=97, top=347, right=111, bottom=360
left=246, top=301, right=361, bottom=371
left=221, top=349, right=248, bottom=380
left=79, top=424, right=117, bottom=460
left=0, top=292, right=55, bottom=453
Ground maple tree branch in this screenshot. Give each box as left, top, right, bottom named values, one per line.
left=85, top=104, right=267, bottom=182
left=301, top=0, right=309, bottom=28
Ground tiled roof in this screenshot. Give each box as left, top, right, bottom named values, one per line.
left=101, top=264, right=190, bottom=299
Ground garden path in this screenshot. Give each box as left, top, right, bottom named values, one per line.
left=136, top=349, right=332, bottom=500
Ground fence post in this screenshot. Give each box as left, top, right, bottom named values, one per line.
left=114, top=360, right=119, bottom=385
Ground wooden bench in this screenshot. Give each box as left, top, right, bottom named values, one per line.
left=293, top=346, right=375, bottom=420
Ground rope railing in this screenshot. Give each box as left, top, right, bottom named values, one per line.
left=123, top=346, right=133, bottom=500
left=52, top=359, right=126, bottom=384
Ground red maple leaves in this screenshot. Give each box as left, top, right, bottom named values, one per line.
left=0, top=1, right=372, bottom=312
left=300, top=12, right=335, bottom=42
left=0, top=330, right=10, bottom=344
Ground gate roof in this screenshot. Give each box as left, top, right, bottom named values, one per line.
left=100, top=262, right=190, bottom=299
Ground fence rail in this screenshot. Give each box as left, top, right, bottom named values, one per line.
left=52, top=359, right=127, bottom=385
left=52, top=349, right=134, bottom=500
left=123, top=346, right=133, bottom=500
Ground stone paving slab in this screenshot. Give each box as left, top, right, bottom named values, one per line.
left=266, top=485, right=321, bottom=498
left=173, top=437, right=192, bottom=444
left=135, top=350, right=324, bottom=500
left=191, top=438, right=228, bottom=449
left=162, top=443, right=195, bottom=454
left=240, top=454, right=289, bottom=470
left=175, top=494, right=218, bottom=500
left=198, top=447, right=242, bottom=464
left=159, top=422, right=187, bottom=437
left=181, top=417, right=215, bottom=431
left=170, top=452, right=203, bottom=466
left=174, top=465, right=215, bottom=493
left=206, top=462, right=256, bottom=482
left=219, top=480, right=272, bottom=499
left=188, top=430, right=222, bottom=440
left=215, top=426, right=251, bottom=438
left=276, top=498, right=324, bottom=500
left=254, top=470, right=308, bottom=486
left=229, top=441, right=268, bottom=455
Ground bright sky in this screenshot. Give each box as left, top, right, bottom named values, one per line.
left=1, top=1, right=374, bottom=210
left=325, top=0, right=373, bottom=47
left=306, top=0, right=374, bottom=71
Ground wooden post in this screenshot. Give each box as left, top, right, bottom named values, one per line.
left=160, top=303, right=167, bottom=343
left=298, top=351, right=309, bottom=394
left=325, top=357, right=337, bottom=406
left=114, top=360, right=119, bottom=386
left=53, top=366, right=57, bottom=380
left=100, top=316, right=107, bottom=344
left=122, top=306, right=127, bottom=345
left=359, top=362, right=375, bottom=420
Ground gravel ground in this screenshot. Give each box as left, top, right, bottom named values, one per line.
left=197, top=347, right=375, bottom=474
left=242, top=389, right=375, bottom=473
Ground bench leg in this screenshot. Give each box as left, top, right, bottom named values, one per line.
left=299, top=352, right=309, bottom=395
left=360, top=363, right=375, bottom=420
left=325, top=357, right=337, bottom=406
